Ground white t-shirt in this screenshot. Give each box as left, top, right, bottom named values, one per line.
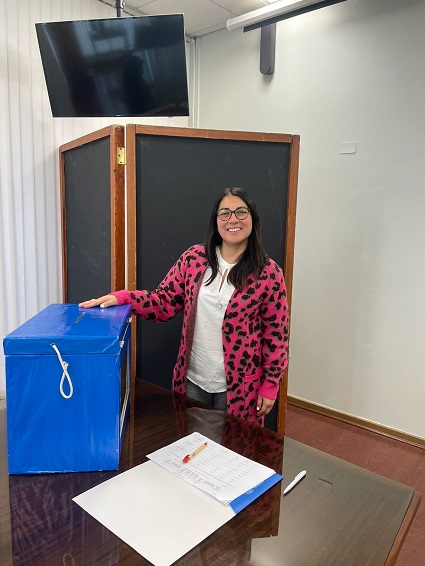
left=186, top=249, right=235, bottom=393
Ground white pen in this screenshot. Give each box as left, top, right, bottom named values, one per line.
left=283, top=470, right=307, bottom=495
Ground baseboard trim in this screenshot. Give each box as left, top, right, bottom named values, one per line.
left=287, top=395, right=425, bottom=450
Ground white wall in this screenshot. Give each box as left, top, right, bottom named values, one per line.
left=194, top=0, right=425, bottom=437
left=0, top=0, right=190, bottom=396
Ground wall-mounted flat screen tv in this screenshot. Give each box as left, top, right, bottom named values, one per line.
left=35, top=15, right=189, bottom=118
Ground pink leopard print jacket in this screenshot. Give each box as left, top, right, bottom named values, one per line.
left=112, top=245, right=289, bottom=424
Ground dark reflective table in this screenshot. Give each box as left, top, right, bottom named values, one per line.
left=0, top=382, right=419, bottom=566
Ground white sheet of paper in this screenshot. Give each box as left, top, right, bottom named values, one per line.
left=147, top=431, right=275, bottom=504
left=73, top=460, right=234, bottom=566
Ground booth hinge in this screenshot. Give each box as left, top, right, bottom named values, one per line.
left=117, top=147, right=126, bottom=165
left=119, top=340, right=125, bottom=349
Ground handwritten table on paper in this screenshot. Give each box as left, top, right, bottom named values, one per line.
left=147, top=431, right=275, bottom=505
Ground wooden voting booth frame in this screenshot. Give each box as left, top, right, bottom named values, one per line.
left=59, top=125, right=126, bottom=302
left=60, top=125, right=299, bottom=435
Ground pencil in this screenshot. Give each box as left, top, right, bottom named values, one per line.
left=182, top=442, right=207, bottom=463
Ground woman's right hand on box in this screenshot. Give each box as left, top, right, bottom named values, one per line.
left=79, top=295, right=118, bottom=309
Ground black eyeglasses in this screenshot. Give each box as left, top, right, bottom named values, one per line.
left=217, top=207, right=250, bottom=221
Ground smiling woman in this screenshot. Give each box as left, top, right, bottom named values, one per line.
left=79, top=187, right=289, bottom=426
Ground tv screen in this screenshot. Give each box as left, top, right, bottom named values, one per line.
left=35, top=15, right=189, bottom=118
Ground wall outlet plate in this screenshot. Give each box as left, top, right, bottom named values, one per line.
left=340, top=141, right=357, bottom=154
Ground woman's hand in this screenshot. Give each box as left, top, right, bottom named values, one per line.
left=256, top=395, right=275, bottom=417
left=78, top=295, right=118, bottom=309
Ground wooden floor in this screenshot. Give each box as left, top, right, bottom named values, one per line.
left=285, top=403, right=425, bottom=566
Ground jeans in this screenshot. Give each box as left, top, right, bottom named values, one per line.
left=186, top=380, right=227, bottom=412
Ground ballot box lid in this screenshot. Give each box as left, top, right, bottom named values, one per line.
left=3, top=303, right=132, bottom=355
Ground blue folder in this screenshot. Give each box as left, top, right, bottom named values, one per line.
left=229, top=472, right=283, bottom=514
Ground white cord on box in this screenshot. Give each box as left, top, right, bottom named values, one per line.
left=51, top=343, right=73, bottom=399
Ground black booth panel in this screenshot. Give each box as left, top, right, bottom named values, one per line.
left=135, top=134, right=291, bottom=431
left=63, top=138, right=111, bottom=303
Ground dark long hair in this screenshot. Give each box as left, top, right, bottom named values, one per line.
left=204, top=187, right=267, bottom=289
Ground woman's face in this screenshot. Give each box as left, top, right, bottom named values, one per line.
left=216, top=195, right=253, bottom=250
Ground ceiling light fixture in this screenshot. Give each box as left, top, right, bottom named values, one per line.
left=226, top=0, right=347, bottom=32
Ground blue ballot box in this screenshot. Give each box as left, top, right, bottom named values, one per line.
left=3, top=303, right=132, bottom=474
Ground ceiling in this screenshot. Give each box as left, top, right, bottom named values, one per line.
left=107, top=0, right=276, bottom=38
